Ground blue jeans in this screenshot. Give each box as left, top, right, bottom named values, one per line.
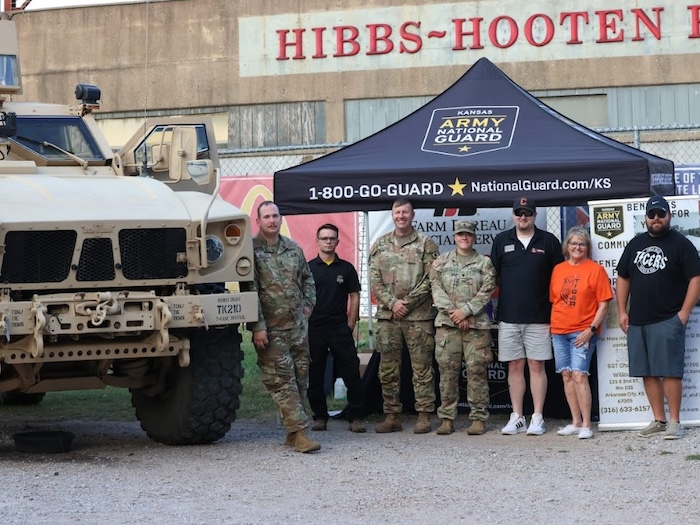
left=552, top=332, right=597, bottom=375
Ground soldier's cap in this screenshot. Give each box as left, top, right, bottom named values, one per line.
left=513, top=196, right=535, bottom=213
left=646, top=195, right=670, bottom=213
left=453, top=220, right=476, bottom=235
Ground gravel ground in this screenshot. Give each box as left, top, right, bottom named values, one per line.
left=1, top=414, right=699, bottom=525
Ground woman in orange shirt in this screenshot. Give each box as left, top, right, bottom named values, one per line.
left=550, top=226, right=613, bottom=439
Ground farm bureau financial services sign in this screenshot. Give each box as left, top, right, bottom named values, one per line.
left=239, top=0, right=700, bottom=77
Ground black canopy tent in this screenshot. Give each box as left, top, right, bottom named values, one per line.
left=274, top=57, right=674, bottom=215
left=274, top=58, right=676, bottom=419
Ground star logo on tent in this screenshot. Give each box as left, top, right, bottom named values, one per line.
left=459, top=146, right=471, bottom=152
left=449, top=178, right=467, bottom=196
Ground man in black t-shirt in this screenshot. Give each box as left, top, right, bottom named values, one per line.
left=617, top=195, right=700, bottom=440
left=307, top=223, right=366, bottom=433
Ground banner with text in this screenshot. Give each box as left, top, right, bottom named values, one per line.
left=368, top=207, right=548, bottom=255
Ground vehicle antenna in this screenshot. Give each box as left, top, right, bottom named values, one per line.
left=140, top=0, right=150, bottom=177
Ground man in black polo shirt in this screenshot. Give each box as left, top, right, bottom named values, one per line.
left=307, top=223, right=366, bottom=433
left=491, top=196, right=563, bottom=436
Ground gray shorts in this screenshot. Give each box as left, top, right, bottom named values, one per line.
left=498, top=322, right=553, bottom=362
left=627, top=315, right=686, bottom=378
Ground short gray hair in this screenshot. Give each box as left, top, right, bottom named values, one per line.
left=563, top=226, right=591, bottom=257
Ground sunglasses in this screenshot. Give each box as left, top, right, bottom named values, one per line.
left=514, top=210, right=534, bottom=217
left=646, top=210, right=667, bottom=219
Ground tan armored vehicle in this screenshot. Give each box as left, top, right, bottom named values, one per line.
left=0, top=18, right=258, bottom=445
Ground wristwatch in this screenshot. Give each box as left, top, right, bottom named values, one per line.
left=589, top=325, right=597, bottom=334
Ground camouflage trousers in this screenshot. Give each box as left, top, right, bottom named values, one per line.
left=435, top=326, right=492, bottom=421
left=255, top=325, right=311, bottom=433
left=376, top=319, right=435, bottom=413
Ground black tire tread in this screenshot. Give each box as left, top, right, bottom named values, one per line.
left=131, top=326, right=243, bottom=445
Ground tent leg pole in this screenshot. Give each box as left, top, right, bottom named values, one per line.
left=364, top=210, right=375, bottom=351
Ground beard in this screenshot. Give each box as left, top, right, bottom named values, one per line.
left=647, top=221, right=670, bottom=237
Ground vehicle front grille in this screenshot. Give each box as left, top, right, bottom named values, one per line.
left=1, top=230, right=76, bottom=283
left=0, top=228, right=188, bottom=285
left=77, top=238, right=115, bottom=281
left=119, top=228, right=188, bottom=280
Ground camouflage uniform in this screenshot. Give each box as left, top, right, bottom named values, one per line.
left=430, top=249, right=496, bottom=421
left=369, top=229, right=438, bottom=414
left=249, top=234, right=316, bottom=433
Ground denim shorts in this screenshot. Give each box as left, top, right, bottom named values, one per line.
left=552, top=332, right=597, bottom=374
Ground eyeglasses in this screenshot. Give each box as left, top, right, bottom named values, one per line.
left=317, top=237, right=338, bottom=242
left=514, top=210, right=534, bottom=217
left=646, top=210, right=667, bottom=219
left=568, top=242, right=587, bottom=248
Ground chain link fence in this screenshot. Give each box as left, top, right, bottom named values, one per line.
left=220, top=125, right=700, bottom=319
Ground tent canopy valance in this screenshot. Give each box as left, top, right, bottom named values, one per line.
left=274, top=58, right=674, bottom=215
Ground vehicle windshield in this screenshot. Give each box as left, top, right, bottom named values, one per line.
left=10, top=116, right=104, bottom=162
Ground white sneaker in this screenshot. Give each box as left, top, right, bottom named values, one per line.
left=527, top=413, right=546, bottom=435
left=578, top=427, right=593, bottom=439
left=556, top=424, right=581, bottom=436
left=501, top=413, right=527, bottom=435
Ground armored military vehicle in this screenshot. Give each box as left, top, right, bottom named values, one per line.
left=0, top=17, right=258, bottom=445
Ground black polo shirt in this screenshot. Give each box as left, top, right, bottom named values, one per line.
left=490, top=226, right=563, bottom=324
left=308, top=255, right=361, bottom=329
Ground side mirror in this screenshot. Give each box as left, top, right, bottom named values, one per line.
left=186, top=159, right=213, bottom=186
left=169, top=126, right=198, bottom=181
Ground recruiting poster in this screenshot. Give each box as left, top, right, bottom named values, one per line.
left=590, top=195, right=700, bottom=430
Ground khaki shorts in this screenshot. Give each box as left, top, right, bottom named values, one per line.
left=498, top=322, right=552, bottom=361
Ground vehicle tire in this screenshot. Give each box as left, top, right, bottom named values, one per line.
left=130, top=326, right=244, bottom=445
left=0, top=391, right=46, bottom=405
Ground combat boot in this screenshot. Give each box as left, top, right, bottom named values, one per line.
left=466, top=420, right=487, bottom=435
left=436, top=419, right=454, bottom=435
left=290, top=429, right=321, bottom=453
left=283, top=433, right=295, bottom=447
left=375, top=414, right=403, bottom=433
left=413, top=412, right=432, bottom=434
left=349, top=420, right=367, bottom=433
left=311, top=419, right=327, bottom=431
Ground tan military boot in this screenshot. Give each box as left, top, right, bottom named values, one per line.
left=375, top=414, right=403, bottom=433
left=283, top=433, right=295, bottom=447
left=291, top=429, right=321, bottom=453
left=436, top=418, right=454, bottom=435
left=413, top=412, right=432, bottom=434
left=349, top=420, right=367, bottom=433
left=311, top=420, right=327, bottom=431
left=466, top=420, right=487, bottom=435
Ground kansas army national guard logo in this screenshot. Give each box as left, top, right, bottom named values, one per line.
left=593, top=205, right=624, bottom=239
left=421, top=106, right=518, bottom=157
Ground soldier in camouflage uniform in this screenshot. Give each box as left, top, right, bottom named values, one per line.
left=249, top=201, right=319, bottom=453
left=369, top=198, right=439, bottom=434
left=430, top=220, right=496, bottom=435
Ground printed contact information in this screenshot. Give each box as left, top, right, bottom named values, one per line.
left=308, top=183, right=444, bottom=200
left=600, top=406, right=651, bottom=414
left=306, top=177, right=613, bottom=201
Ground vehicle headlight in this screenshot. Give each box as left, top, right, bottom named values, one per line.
left=224, top=223, right=243, bottom=246
left=205, top=235, right=224, bottom=265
